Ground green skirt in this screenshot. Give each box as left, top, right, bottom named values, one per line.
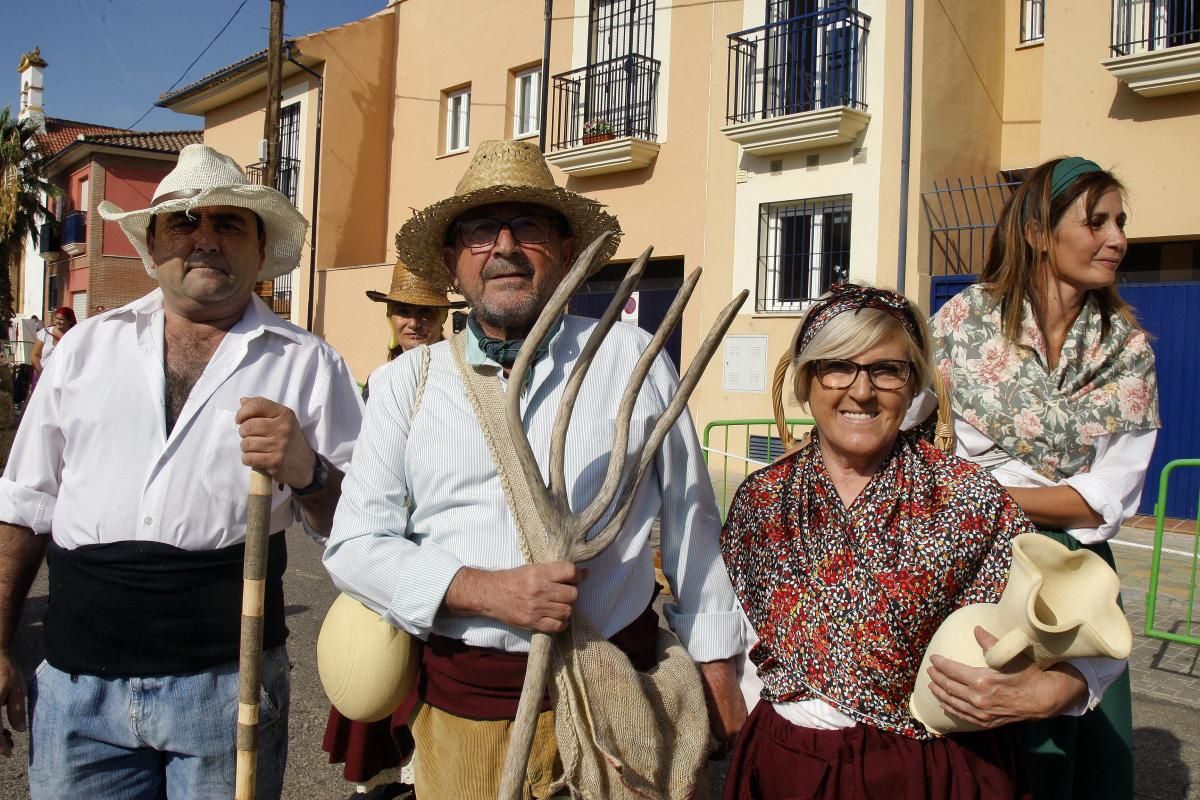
left=1018, top=529, right=1133, bottom=800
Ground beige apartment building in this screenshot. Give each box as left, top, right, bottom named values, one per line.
left=159, top=0, right=1199, bottom=504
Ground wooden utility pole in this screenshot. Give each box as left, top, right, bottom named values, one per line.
left=262, top=0, right=285, bottom=188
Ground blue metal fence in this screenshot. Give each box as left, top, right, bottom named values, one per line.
left=928, top=275, right=1199, bottom=519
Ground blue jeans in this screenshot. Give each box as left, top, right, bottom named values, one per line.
left=28, top=647, right=290, bottom=800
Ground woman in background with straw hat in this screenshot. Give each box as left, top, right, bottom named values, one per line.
left=360, top=259, right=459, bottom=401
left=370, top=261, right=457, bottom=362
left=320, top=258, right=456, bottom=800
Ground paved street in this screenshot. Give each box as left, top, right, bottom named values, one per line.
left=0, top=522, right=1195, bottom=799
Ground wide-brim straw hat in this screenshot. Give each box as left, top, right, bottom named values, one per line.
left=365, top=259, right=455, bottom=307
left=98, top=143, right=308, bottom=281
left=394, top=139, right=622, bottom=291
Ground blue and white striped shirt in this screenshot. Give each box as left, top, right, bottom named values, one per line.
left=324, top=316, right=743, bottom=661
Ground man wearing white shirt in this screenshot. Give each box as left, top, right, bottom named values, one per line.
left=0, top=144, right=362, bottom=800
left=324, top=140, right=746, bottom=799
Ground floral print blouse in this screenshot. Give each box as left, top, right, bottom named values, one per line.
left=932, top=284, right=1159, bottom=481
left=721, top=430, right=1033, bottom=740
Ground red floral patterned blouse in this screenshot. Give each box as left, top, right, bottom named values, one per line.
left=721, top=429, right=1033, bottom=740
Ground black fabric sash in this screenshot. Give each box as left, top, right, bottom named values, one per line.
left=44, top=533, right=288, bottom=677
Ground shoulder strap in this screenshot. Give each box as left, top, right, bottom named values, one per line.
left=447, top=331, right=550, bottom=565
left=411, top=344, right=431, bottom=416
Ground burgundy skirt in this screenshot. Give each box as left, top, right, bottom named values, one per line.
left=322, top=698, right=417, bottom=784
left=724, top=703, right=1031, bottom=800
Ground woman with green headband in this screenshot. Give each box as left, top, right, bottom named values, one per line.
left=930, top=157, right=1160, bottom=799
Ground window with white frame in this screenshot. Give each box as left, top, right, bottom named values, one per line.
left=514, top=67, right=541, bottom=138
left=757, top=195, right=852, bottom=313
left=1021, top=0, right=1045, bottom=43
left=446, top=87, right=471, bottom=153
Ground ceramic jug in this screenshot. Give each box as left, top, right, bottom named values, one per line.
left=909, top=532, right=1131, bottom=735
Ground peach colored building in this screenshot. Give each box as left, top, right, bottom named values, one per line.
left=158, top=0, right=1199, bottom=488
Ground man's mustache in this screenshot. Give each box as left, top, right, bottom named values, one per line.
left=481, top=258, right=534, bottom=280
left=184, top=256, right=230, bottom=273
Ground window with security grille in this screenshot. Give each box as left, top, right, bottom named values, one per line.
left=446, top=88, right=471, bottom=153
left=276, top=103, right=300, bottom=204
left=582, top=0, right=656, bottom=139
left=757, top=195, right=852, bottom=313
left=590, top=0, right=654, bottom=62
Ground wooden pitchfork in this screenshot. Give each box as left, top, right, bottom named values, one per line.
left=495, top=232, right=747, bottom=800
left=234, top=467, right=273, bottom=800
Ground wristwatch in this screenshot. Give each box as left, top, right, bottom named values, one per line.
left=290, top=453, right=329, bottom=496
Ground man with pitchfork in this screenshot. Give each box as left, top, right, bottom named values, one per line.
left=325, top=139, right=747, bottom=799
left=0, top=143, right=362, bottom=799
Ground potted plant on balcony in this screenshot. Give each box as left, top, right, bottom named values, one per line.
left=582, top=119, right=617, bottom=145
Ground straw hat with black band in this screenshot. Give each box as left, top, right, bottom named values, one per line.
left=98, top=143, right=308, bottom=282
left=394, top=139, right=622, bottom=291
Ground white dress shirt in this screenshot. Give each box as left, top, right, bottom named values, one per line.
left=324, top=316, right=744, bottom=662
left=0, top=289, right=363, bottom=550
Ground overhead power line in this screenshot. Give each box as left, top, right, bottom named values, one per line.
left=127, top=0, right=251, bottom=130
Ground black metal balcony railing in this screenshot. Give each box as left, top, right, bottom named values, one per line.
left=268, top=270, right=292, bottom=317
left=244, top=157, right=300, bottom=205
left=726, top=3, right=870, bottom=126
left=549, top=53, right=661, bottom=151
left=62, top=210, right=86, bottom=246
left=1112, top=0, right=1200, bottom=56
left=38, top=221, right=60, bottom=255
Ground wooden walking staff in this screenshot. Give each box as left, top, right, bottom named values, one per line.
left=234, top=468, right=274, bottom=800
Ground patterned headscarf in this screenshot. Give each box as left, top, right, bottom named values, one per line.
left=796, top=283, right=923, bottom=357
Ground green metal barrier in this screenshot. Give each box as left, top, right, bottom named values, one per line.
left=702, top=417, right=814, bottom=520
left=1144, top=458, right=1200, bottom=646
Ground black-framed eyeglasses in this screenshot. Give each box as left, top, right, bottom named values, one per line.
left=812, top=359, right=913, bottom=391
left=455, top=215, right=560, bottom=249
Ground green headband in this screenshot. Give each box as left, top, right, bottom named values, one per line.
left=1050, top=157, right=1103, bottom=200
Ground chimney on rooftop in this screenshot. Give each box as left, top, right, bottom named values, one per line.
left=17, top=47, right=48, bottom=134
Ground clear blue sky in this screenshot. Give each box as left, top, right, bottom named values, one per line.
left=3, top=0, right=386, bottom=132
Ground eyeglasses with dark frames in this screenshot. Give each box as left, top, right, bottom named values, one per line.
left=812, top=359, right=913, bottom=391
left=455, top=215, right=561, bottom=249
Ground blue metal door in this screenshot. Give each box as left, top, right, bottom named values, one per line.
left=567, top=286, right=682, bottom=372
left=1119, top=281, right=1200, bottom=518
left=929, top=275, right=1199, bottom=519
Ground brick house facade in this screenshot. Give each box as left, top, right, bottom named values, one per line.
left=37, top=124, right=202, bottom=319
